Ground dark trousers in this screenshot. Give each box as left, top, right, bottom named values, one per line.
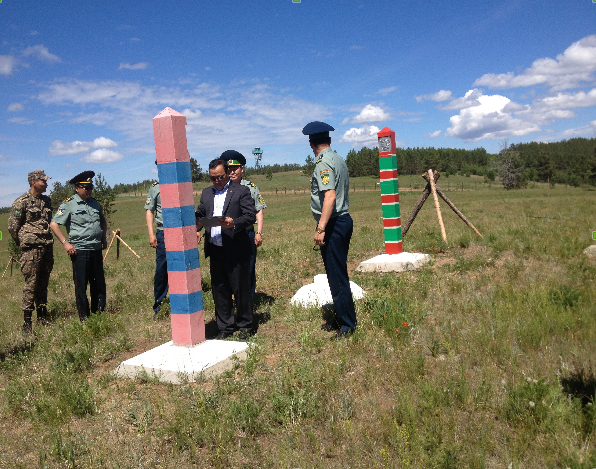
left=320, top=214, right=357, bottom=333
left=71, top=249, right=106, bottom=321
left=153, top=229, right=169, bottom=312
left=247, top=230, right=257, bottom=299
left=209, top=244, right=253, bottom=333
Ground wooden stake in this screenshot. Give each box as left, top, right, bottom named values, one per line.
left=422, top=174, right=483, bottom=238
left=115, top=234, right=140, bottom=259
left=103, top=230, right=118, bottom=262
left=402, top=171, right=439, bottom=236
left=428, top=169, right=447, bottom=245
left=2, top=256, right=14, bottom=278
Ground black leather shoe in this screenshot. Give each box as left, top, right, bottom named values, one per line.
left=321, top=322, right=339, bottom=332
left=333, top=330, right=353, bottom=340
left=237, top=330, right=253, bottom=340
left=215, top=331, right=232, bottom=340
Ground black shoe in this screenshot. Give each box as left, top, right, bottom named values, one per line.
left=333, top=330, right=353, bottom=340
left=22, top=322, right=32, bottom=334
left=215, top=331, right=233, bottom=340
left=237, top=330, right=253, bottom=340
left=37, top=318, right=50, bottom=327
left=321, top=322, right=339, bottom=332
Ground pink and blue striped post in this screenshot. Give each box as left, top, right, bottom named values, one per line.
left=153, top=107, right=205, bottom=346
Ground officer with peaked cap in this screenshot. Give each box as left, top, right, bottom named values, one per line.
left=8, top=170, right=54, bottom=333
left=303, top=121, right=357, bottom=338
left=50, top=170, right=108, bottom=321
left=224, top=150, right=267, bottom=299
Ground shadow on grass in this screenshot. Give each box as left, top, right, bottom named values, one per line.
left=561, top=365, right=596, bottom=406
left=0, top=340, right=35, bottom=363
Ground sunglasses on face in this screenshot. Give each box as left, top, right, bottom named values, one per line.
left=210, top=175, right=225, bottom=182
left=77, top=185, right=93, bottom=190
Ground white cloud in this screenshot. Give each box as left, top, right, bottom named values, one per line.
left=352, top=104, right=390, bottom=123
left=80, top=149, right=124, bottom=163
left=49, top=137, right=118, bottom=156
left=0, top=55, right=17, bottom=75
left=205, top=67, right=212, bottom=71
left=426, top=130, right=441, bottom=138
left=119, top=62, right=148, bottom=70
left=378, top=86, right=398, bottom=96
left=445, top=90, right=539, bottom=141
left=340, top=125, right=380, bottom=146
left=415, top=90, right=453, bottom=103
left=474, top=34, right=596, bottom=92
left=8, top=117, right=36, bottom=125
left=439, top=89, right=482, bottom=110
left=561, top=120, right=596, bottom=137
left=22, top=44, right=61, bottom=63
left=7, top=103, right=24, bottom=112
left=36, top=79, right=330, bottom=151
left=350, top=45, right=365, bottom=50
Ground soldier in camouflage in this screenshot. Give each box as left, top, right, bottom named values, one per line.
left=8, top=170, right=54, bottom=333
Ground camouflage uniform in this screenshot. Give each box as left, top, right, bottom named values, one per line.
left=8, top=189, right=54, bottom=327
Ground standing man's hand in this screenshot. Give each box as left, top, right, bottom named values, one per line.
left=314, top=230, right=325, bottom=246
left=149, top=234, right=158, bottom=248
left=196, top=231, right=202, bottom=244
left=219, top=217, right=235, bottom=229
left=64, top=241, right=77, bottom=256
left=254, top=233, right=263, bottom=247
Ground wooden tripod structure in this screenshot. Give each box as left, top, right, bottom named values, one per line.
left=402, top=170, right=482, bottom=245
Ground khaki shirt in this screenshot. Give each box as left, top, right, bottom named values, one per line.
left=8, top=191, right=54, bottom=248
left=240, top=179, right=266, bottom=215
left=144, top=182, right=163, bottom=230
left=52, top=194, right=106, bottom=250
left=310, top=147, right=350, bottom=222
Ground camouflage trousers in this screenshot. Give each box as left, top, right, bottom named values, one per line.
left=20, top=245, right=54, bottom=317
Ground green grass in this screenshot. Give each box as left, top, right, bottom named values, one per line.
left=0, top=181, right=595, bottom=467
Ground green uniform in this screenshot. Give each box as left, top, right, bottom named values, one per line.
left=144, top=182, right=163, bottom=230
left=240, top=179, right=266, bottom=214
left=52, top=194, right=106, bottom=250
left=8, top=191, right=54, bottom=323
left=310, top=147, right=350, bottom=222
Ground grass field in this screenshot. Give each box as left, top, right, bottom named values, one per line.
left=0, top=171, right=595, bottom=468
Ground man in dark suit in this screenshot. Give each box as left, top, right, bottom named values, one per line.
left=195, top=156, right=256, bottom=340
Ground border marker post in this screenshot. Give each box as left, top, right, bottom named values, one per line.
left=153, top=107, right=205, bottom=346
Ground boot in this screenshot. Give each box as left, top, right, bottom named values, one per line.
left=23, top=311, right=33, bottom=334
left=36, top=305, right=50, bottom=326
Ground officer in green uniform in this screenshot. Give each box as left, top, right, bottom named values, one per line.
left=303, top=121, right=357, bottom=338
left=224, top=150, right=266, bottom=299
left=50, top=171, right=108, bottom=321
left=145, top=178, right=168, bottom=315
left=8, top=170, right=54, bottom=332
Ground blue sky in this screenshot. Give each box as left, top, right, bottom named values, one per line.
left=1, top=0, right=595, bottom=207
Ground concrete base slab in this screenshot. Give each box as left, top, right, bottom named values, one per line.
left=356, top=252, right=432, bottom=273
left=114, top=340, right=249, bottom=384
left=290, top=274, right=365, bottom=307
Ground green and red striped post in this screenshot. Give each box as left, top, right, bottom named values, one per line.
left=377, top=127, right=403, bottom=254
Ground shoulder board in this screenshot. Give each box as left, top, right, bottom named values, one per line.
left=152, top=181, right=158, bottom=186
left=63, top=197, right=73, bottom=203
left=316, top=156, right=323, bottom=164
left=249, top=182, right=257, bottom=188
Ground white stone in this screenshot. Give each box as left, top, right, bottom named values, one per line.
left=114, top=339, right=249, bottom=384
left=583, top=245, right=596, bottom=258
left=290, top=274, right=365, bottom=307
left=356, top=252, right=431, bottom=272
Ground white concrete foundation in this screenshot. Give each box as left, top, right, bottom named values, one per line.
left=290, top=274, right=365, bottom=307
left=356, top=252, right=432, bottom=272
left=114, top=339, right=249, bottom=384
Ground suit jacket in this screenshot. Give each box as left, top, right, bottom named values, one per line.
left=195, top=181, right=256, bottom=260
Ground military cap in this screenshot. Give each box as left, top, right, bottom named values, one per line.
left=221, top=150, right=246, bottom=166
left=28, top=170, right=51, bottom=183
left=302, top=121, right=335, bottom=139
left=69, top=170, right=95, bottom=186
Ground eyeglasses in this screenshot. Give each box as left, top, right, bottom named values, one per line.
left=228, top=165, right=242, bottom=171
left=210, top=175, right=225, bottom=182
left=77, top=185, right=93, bottom=190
